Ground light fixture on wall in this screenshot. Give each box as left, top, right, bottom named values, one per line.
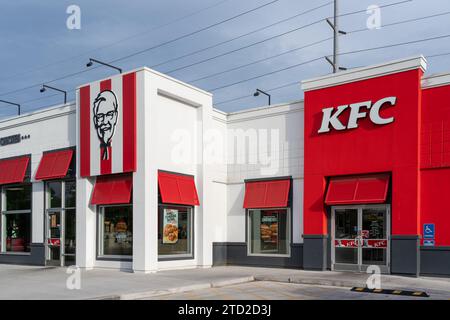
left=253, top=89, right=271, bottom=105
left=40, top=85, right=67, bottom=104
left=86, top=58, right=122, bottom=74
left=0, top=99, right=21, bottom=115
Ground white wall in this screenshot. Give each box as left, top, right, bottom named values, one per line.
left=0, top=104, right=76, bottom=244
left=134, top=68, right=214, bottom=272
left=210, top=101, right=305, bottom=244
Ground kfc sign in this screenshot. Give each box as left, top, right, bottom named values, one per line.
left=318, top=96, right=396, bottom=133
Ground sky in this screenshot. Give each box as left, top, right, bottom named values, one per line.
left=0, top=0, right=449, bottom=118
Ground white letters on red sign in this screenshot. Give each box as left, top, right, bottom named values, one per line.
left=318, top=96, right=396, bottom=133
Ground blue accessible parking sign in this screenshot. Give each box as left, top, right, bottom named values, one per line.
left=423, top=223, right=435, bottom=240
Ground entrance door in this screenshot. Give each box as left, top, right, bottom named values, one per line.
left=46, top=210, right=76, bottom=266
left=45, top=180, right=76, bottom=267
left=46, top=211, right=62, bottom=266
left=331, top=205, right=390, bottom=273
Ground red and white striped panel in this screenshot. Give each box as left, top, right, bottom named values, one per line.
left=78, top=72, right=136, bottom=177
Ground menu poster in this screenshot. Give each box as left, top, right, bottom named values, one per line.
left=163, top=209, right=179, bottom=244
left=260, top=214, right=278, bottom=244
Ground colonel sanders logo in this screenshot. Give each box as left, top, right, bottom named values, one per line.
left=93, top=90, right=118, bottom=160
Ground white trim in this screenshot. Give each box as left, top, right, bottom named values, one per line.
left=76, top=67, right=212, bottom=97
left=0, top=103, right=75, bottom=129
left=212, top=101, right=304, bottom=124
left=157, top=89, right=202, bottom=108
left=301, top=55, right=427, bottom=92
left=422, top=72, right=450, bottom=89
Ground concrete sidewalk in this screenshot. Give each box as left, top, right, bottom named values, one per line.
left=0, top=264, right=448, bottom=299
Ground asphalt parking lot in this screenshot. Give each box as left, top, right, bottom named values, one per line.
left=144, top=281, right=449, bottom=300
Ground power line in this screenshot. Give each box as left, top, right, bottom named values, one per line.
left=190, top=9, right=450, bottom=84
left=0, top=0, right=234, bottom=82
left=209, top=56, right=324, bottom=91
left=208, top=33, right=450, bottom=92
left=165, top=21, right=324, bottom=74
left=0, top=0, right=410, bottom=99
left=0, top=0, right=281, bottom=98
left=215, top=49, right=450, bottom=106
left=348, top=10, right=450, bottom=34
left=109, top=0, right=281, bottom=64
left=164, top=0, right=412, bottom=74
left=215, top=80, right=302, bottom=105
left=428, top=51, right=450, bottom=59
left=190, top=37, right=332, bottom=83
left=339, top=33, right=450, bottom=57
left=150, top=1, right=333, bottom=69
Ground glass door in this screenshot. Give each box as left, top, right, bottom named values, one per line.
left=45, top=180, right=76, bottom=267
left=332, top=205, right=390, bottom=273
left=332, top=208, right=360, bottom=271
left=361, top=207, right=389, bottom=272
left=46, top=211, right=62, bottom=266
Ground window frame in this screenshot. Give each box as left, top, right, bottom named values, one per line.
left=158, top=203, right=195, bottom=261
left=0, top=183, right=32, bottom=254
left=246, top=207, right=292, bottom=258
left=97, top=204, right=133, bottom=261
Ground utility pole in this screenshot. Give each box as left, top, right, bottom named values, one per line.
left=325, top=0, right=347, bottom=73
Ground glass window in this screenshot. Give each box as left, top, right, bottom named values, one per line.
left=65, top=209, right=76, bottom=261
left=47, top=181, right=62, bottom=208
left=98, top=206, right=132, bottom=257
left=2, top=184, right=32, bottom=253
left=158, top=205, right=193, bottom=258
left=64, top=181, right=76, bottom=208
left=3, top=213, right=31, bottom=252
left=5, top=185, right=31, bottom=211
left=248, top=209, right=290, bottom=255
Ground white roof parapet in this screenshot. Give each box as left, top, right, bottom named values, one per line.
left=422, top=72, right=450, bottom=89
left=301, top=55, right=427, bottom=92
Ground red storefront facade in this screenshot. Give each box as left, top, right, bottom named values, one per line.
left=301, top=56, right=450, bottom=276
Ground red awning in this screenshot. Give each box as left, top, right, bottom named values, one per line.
left=91, top=174, right=132, bottom=205
left=158, top=171, right=199, bottom=206
left=35, top=149, right=73, bottom=180
left=243, top=179, right=291, bottom=208
left=325, top=174, right=390, bottom=205
left=0, top=156, right=30, bottom=185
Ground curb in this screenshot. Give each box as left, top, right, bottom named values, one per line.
left=253, top=275, right=450, bottom=295
left=253, top=275, right=365, bottom=289
left=94, top=276, right=255, bottom=300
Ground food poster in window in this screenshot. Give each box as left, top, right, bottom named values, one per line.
left=163, top=209, right=179, bottom=244
left=113, top=214, right=131, bottom=245
left=260, top=211, right=279, bottom=250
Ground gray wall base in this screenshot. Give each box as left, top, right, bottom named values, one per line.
left=213, top=242, right=302, bottom=268
left=303, top=235, right=327, bottom=271
left=0, top=243, right=45, bottom=266
left=391, top=236, right=420, bottom=277
left=420, top=246, right=450, bottom=276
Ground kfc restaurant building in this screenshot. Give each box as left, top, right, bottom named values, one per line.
left=0, top=56, right=448, bottom=276
left=301, top=55, right=450, bottom=276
